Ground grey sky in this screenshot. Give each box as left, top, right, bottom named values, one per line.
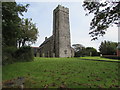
left=18, top=2, right=118, bottom=51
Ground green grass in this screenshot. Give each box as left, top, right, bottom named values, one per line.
left=80, top=56, right=120, bottom=62
left=2, top=57, right=120, bottom=88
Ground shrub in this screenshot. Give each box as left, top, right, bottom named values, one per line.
left=102, top=55, right=120, bottom=60
left=2, top=46, right=34, bottom=65
left=15, top=46, right=34, bottom=62
left=2, top=46, right=17, bottom=65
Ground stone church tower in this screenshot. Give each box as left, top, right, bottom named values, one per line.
left=39, top=5, right=74, bottom=57
left=53, top=5, right=72, bottom=57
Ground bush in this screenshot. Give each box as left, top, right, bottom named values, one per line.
left=2, top=46, right=34, bottom=65
left=102, top=55, right=120, bottom=60
left=2, top=46, right=17, bottom=65
left=15, top=46, right=34, bottom=62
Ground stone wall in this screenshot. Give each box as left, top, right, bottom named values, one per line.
left=39, top=36, right=54, bottom=57
left=53, top=5, right=72, bottom=57
left=39, top=5, right=74, bottom=57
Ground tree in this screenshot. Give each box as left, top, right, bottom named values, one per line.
left=72, top=44, right=85, bottom=57
left=2, top=2, right=29, bottom=47
left=85, top=47, right=98, bottom=56
left=17, top=18, right=38, bottom=47
left=72, top=44, right=85, bottom=52
left=83, top=0, right=120, bottom=40
left=2, top=2, right=36, bottom=65
left=72, top=44, right=98, bottom=57
left=99, top=40, right=118, bottom=55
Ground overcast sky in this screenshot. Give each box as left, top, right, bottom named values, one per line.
left=17, top=1, right=118, bottom=51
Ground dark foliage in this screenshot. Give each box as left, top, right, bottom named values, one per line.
left=2, top=2, right=29, bottom=47
left=85, top=47, right=98, bottom=56
left=2, top=46, right=34, bottom=65
left=2, top=2, right=37, bottom=65
left=72, top=44, right=86, bottom=57
left=102, top=55, right=120, bottom=60
left=73, top=44, right=98, bottom=57
left=99, top=41, right=118, bottom=55
left=2, top=46, right=17, bottom=65
left=15, top=46, right=34, bottom=62
left=83, top=1, right=120, bottom=40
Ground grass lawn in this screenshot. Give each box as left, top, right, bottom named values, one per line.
left=80, top=56, right=120, bottom=62
left=2, top=57, right=120, bottom=88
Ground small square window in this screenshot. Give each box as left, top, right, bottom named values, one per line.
left=64, top=50, right=67, bottom=54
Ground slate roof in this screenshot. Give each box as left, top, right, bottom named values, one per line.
left=39, top=35, right=53, bottom=47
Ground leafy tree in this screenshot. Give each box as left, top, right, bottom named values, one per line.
left=72, top=44, right=98, bottom=57
left=85, top=47, right=98, bottom=56
left=99, top=40, right=118, bottom=55
left=72, top=44, right=85, bottom=57
left=72, top=44, right=85, bottom=52
left=83, top=0, right=120, bottom=40
left=2, top=2, right=36, bottom=65
left=17, top=18, right=38, bottom=47
left=2, top=2, right=29, bottom=47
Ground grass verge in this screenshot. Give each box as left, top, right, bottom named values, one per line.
left=2, top=57, right=120, bottom=88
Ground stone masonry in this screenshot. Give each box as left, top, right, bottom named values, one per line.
left=39, top=5, right=74, bottom=57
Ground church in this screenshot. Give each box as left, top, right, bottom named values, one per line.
left=39, top=5, right=74, bottom=57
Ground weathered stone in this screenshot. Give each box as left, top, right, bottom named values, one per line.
left=39, top=5, right=74, bottom=57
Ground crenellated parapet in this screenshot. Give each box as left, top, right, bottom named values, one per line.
left=54, top=5, right=69, bottom=14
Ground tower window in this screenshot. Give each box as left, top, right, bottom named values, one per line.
left=64, top=50, right=67, bottom=54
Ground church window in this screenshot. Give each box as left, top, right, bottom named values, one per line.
left=64, top=50, right=67, bottom=54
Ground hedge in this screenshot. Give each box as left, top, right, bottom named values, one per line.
left=3, top=46, right=34, bottom=65
left=15, top=46, right=34, bottom=62
left=102, top=55, right=120, bottom=60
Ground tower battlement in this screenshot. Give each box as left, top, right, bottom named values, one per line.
left=54, top=5, right=69, bottom=13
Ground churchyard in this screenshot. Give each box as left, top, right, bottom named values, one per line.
left=2, top=2, right=120, bottom=88
left=3, top=57, right=120, bottom=88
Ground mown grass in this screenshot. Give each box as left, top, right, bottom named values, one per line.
left=80, top=56, right=120, bottom=62
left=2, top=57, right=120, bottom=88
